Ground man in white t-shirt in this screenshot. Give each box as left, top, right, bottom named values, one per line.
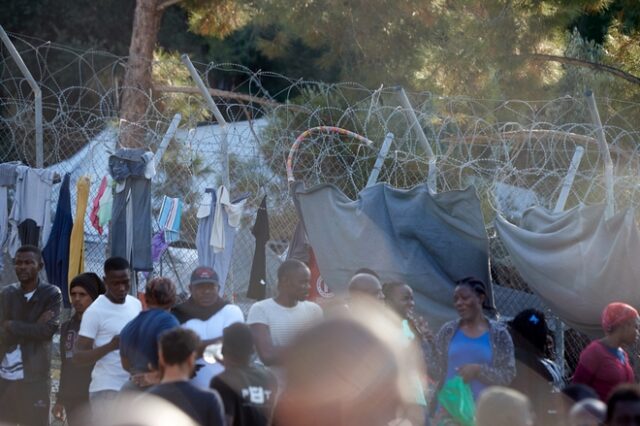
left=74, top=256, right=141, bottom=413
left=172, top=266, right=244, bottom=389
left=247, top=259, right=323, bottom=386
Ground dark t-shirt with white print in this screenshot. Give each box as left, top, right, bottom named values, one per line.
left=210, top=364, right=277, bottom=426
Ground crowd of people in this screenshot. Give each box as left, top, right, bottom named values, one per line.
left=0, top=244, right=639, bottom=426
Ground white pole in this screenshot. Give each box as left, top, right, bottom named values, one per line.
left=366, top=133, right=394, bottom=188
left=585, top=90, right=615, bottom=219
left=0, top=25, right=43, bottom=168
left=181, top=54, right=230, bottom=188
left=553, top=146, right=584, bottom=213
left=396, top=87, right=437, bottom=194
left=154, top=113, right=182, bottom=168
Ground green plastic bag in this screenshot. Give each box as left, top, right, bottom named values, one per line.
left=437, top=376, right=475, bottom=426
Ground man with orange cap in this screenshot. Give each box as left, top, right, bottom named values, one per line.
left=572, top=302, right=639, bottom=401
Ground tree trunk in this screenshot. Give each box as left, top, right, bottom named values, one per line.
left=119, top=0, right=162, bottom=148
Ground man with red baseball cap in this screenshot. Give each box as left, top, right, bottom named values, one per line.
left=172, top=266, right=244, bottom=389
left=573, top=302, right=639, bottom=401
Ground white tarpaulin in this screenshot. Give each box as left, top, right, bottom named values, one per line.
left=495, top=204, right=640, bottom=337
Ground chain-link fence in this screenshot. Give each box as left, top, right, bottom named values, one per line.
left=3, top=31, right=640, bottom=376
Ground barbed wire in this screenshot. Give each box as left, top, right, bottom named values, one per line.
left=3, top=32, right=640, bottom=370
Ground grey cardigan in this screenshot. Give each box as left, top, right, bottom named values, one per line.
left=428, top=317, right=516, bottom=389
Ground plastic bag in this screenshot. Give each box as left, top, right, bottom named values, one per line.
left=437, top=376, right=475, bottom=426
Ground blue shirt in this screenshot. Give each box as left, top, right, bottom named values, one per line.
left=445, top=329, right=493, bottom=400
left=120, top=309, right=179, bottom=372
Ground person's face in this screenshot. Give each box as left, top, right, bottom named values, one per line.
left=70, top=286, right=93, bottom=314
left=190, top=282, right=220, bottom=307
left=387, top=285, right=414, bottom=318
left=453, top=285, right=483, bottom=320
left=620, top=319, right=640, bottom=346
left=14, top=251, right=42, bottom=285
left=609, top=401, right=640, bottom=426
left=361, top=282, right=384, bottom=300
left=285, top=266, right=311, bottom=301
left=104, top=269, right=130, bottom=304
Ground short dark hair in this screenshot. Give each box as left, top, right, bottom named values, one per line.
left=277, top=259, right=308, bottom=283
left=509, top=308, right=549, bottom=356
left=381, top=281, right=408, bottom=299
left=16, top=245, right=42, bottom=262
left=354, top=268, right=379, bottom=279
left=104, top=256, right=130, bottom=274
left=222, top=323, right=255, bottom=362
left=159, top=327, right=200, bottom=365
left=145, top=277, right=176, bottom=307
left=606, top=384, right=640, bottom=423
left=562, top=383, right=599, bottom=404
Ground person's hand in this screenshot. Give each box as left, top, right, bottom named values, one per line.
left=110, top=335, right=120, bottom=349
left=411, top=314, right=434, bottom=342
left=37, top=310, right=55, bottom=323
left=457, top=364, right=481, bottom=382
left=131, top=370, right=161, bottom=388
left=52, top=402, right=65, bottom=421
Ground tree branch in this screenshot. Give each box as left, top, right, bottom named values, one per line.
left=523, top=53, right=640, bottom=86
left=157, top=0, right=183, bottom=11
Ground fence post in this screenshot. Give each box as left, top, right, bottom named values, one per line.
left=0, top=25, right=43, bottom=168
left=366, top=133, right=394, bottom=188
left=181, top=54, right=230, bottom=189
left=396, top=87, right=437, bottom=194
left=585, top=90, right=615, bottom=219
left=154, top=113, right=181, bottom=168
left=553, top=146, right=584, bottom=213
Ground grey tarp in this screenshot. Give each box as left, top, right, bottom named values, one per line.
left=495, top=204, right=640, bottom=337
left=293, top=181, right=494, bottom=328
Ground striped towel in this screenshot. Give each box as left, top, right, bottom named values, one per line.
left=158, top=196, right=183, bottom=243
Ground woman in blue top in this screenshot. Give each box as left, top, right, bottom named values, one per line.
left=429, top=277, right=515, bottom=424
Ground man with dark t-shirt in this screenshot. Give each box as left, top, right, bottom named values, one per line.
left=211, top=323, right=277, bottom=426
left=146, top=328, right=225, bottom=426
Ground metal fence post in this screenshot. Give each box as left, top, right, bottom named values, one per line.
left=181, top=54, right=230, bottom=189
left=0, top=25, right=43, bottom=168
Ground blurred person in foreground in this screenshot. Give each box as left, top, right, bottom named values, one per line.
left=53, top=272, right=105, bottom=425
left=274, top=312, right=425, bottom=426
left=0, top=245, right=62, bottom=426
left=557, top=384, right=601, bottom=426
left=509, top=308, right=563, bottom=425
left=247, top=259, right=323, bottom=388
left=569, top=398, right=606, bottom=426
left=120, top=276, right=179, bottom=390
left=348, top=271, right=384, bottom=303
left=74, top=257, right=142, bottom=415
left=172, top=266, right=244, bottom=389
left=210, top=322, right=277, bottom=426
left=429, top=277, right=515, bottom=423
left=573, top=302, right=639, bottom=401
left=606, top=384, right=640, bottom=426
left=146, top=327, right=225, bottom=426
left=383, top=281, right=434, bottom=423
left=476, top=386, right=534, bottom=426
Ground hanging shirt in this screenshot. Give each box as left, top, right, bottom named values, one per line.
left=68, top=176, right=90, bottom=282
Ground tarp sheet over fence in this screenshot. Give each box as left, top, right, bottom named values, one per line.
left=293, top=181, right=494, bottom=328
left=495, top=204, right=640, bottom=337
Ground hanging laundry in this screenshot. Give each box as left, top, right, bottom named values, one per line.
left=109, top=149, right=153, bottom=271
left=151, top=230, right=170, bottom=263
left=157, top=196, right=183, bottom=243
left=247, top=195, right=269, bottom=300
left=90, top=176, right=108, bottom=235
left=42, top=174, right=73, bottom=307
left=0, top=162, right=23, bottom=272
left=68, top=176, right=90, bottom=281
left=98, top=179, right=113, bottom=229
left=285, top=221, right=332, bottom=301
left=195, top=187, right=248, bottom=295
left=7, top=165, right=57, bottom=256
